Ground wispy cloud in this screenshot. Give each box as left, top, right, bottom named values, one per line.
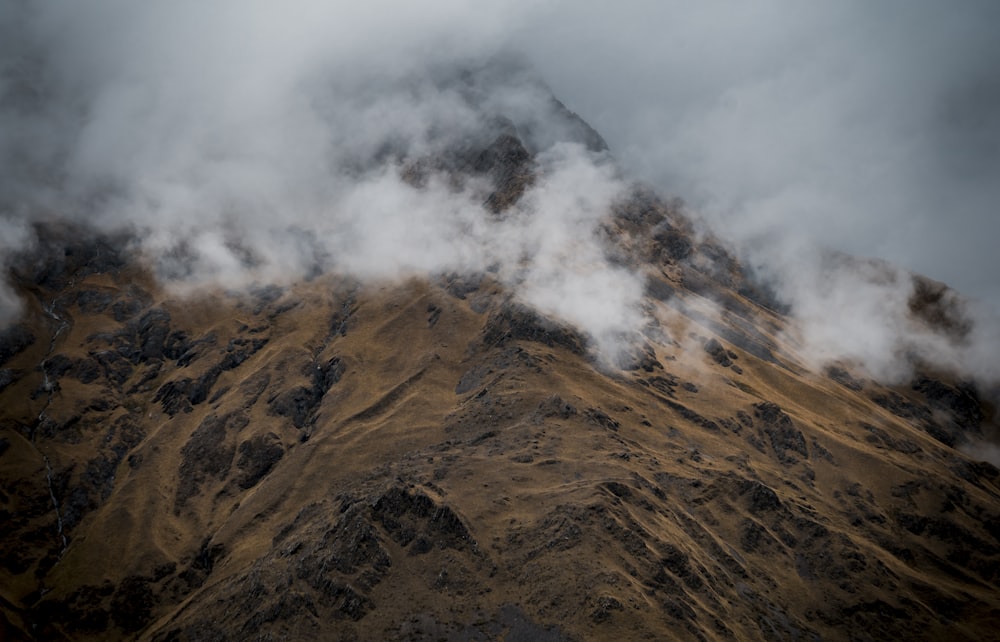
left=2, top=1, right=998, bottom=389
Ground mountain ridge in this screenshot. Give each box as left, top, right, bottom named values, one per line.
left=2, top=76, right=1000, bottom=640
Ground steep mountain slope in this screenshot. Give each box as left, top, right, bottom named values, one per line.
left=2, top=92, right=1000, bottom=641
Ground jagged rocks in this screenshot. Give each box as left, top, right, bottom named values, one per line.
left=482, top=303, right=585, bottom=354
left=313, top=356, right=345, bottom=392
left=268, top=385, right=318, bottom=429
left=908, top=275, right=971, bottom=339
left=38, top=350, right=132, bottom=390
left=640, top=373, right=680, bottom=398
left=440, top=272, right=483, bottom=301
left=664, top=398, right=720, bottom=433
left=16, top=225, right=129, bottom=291
left=653, top=227, right=693, bottom=264
left=473, top=133, right=534, bottom=214
left=656, top=543, right=704, bottom=592
left=826, top=365, right=864, bottom=391
left=535, top=395, right=577, bottom=420
left=165, top=331, right=216, bottom=366
left=29, top=582, right=115, bottom=636
left=372, top=487, right=476, bottom=554
left=645, top=275, right=677, bottom=303
left=862, top=423, right=921, bottom=454
left=590, top=595, right=624, bottom=623
left=740, top=519, right=779, bottom=554
left=133, top=309, right=171, bottom=363
left=292, top=505, right=386, bottom=618
left=29, top=564, right=177, bottom=639
left=617, top=341, right=664, bottom=372
left=153, top=488, right=480, bottom=640
left=753, top=402, right=808, bottom=464
left=40, top=353, right=73, bottom=382
left=871, top=376, right=985, bottom=447
left=703, top=337, right=738, bottom=369
left=247, top=284, right=285, bottom=315
left=871, top=391, right=929, bottom=421
left=585, top=408, right=620, bottom=432
left=109, top=576, right=154, bottom=633
left=912, top=376, right=983, bottom=432
left=238, top=370, right=271, bottom=408
left=153, top=378, right=200, bottom=416
left=175, top=412, right=248, bottom=509
left=72, top=289, right=116, bottom=315
left=546, top=97, right=610, bottom=153
left=267, top=357, right=343, bottom=430
left=741, top=480, right=783, bottom=515
left=611, top=188, right=670, bottom=229
left=235, top=433, right=284, bottom=490
left=153, top=337, right=270, bottom=415
left=60, top=455, right=119, bottom=530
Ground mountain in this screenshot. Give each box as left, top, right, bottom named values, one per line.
left=1, top=71, right=999, bottom=642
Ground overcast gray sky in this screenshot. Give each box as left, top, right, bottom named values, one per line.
left=516, top=1, right=1000, bottom=308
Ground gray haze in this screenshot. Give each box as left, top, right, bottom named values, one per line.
left=519, top=0, right=1000, bottom=308
left=1, top=1, right=998, bottom=384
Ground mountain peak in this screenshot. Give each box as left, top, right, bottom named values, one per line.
left=2, top=45, right=1000, bottom=642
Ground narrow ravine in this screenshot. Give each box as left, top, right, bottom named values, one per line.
left=42, top=455, right=68, bottom=553
left=32, top=290, right=73, bottom=557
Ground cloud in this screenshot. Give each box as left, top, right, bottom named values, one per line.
left=515, top=0, right=1000, bottom=386
left=518, top=1, right=1000, bottom=307
left=1, top=0, right=998, bottom=387
left=0, top=214, right=32, bottom=327
left=0, top=0, right=650, bottom=363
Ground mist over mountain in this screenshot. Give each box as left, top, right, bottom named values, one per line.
left=1, top=2, right=1000, bottom=640
left=518, top=0, right=1000, bottom=309
left=2, top=1, right=998, bottom=386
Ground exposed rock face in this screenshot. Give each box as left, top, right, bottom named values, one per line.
left=1, top=89, right=999, bottom=642
left=474, top=133, right=535, bottom=213
left=753, top=402, right=809, bottom=464
left=482, top=303, right=586, bottom=354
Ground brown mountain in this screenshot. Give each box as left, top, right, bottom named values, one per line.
left=2, top=89, right=999, bottom=642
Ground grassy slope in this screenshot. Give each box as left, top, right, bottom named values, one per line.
left=2, top=259, right=999, bottom=641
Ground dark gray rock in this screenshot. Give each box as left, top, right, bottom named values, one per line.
left=235, top=434, right=284, bottom=490
left=704, top=337, right=732, bottom=367
left=862, top=423, right=921, bottom=454
left=482, top=303, right=585, bottom=354
left=753, top=402, right=808, bottom=464
left=269, top=386, right=320, bottom=429
left=372, top=487, right=475, bottom=553
left=175, top=413, right=247, bottom=509
left=135, top=309, right=171, bottom=362
left=585, top=407, right=620, bottom=432
left=73, top=289, right=115, bottom=314
left=653, top=227, right=693, bottom=263
left=741, top=480, right=783, bottom=514
left=110, top=576, right=154, bottom=633
left=826, top=365, right=864, bottom=391
left=913, top=376, right=983, bottom=432
left=474, top=133, right=534, bottom=213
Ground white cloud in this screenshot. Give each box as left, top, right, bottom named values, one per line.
left=2, top=0, right=998, bottom=386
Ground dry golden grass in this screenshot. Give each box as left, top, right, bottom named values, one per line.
left=1, top=266, right=999, bottom=642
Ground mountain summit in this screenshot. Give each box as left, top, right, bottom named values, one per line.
left=1, top=63, right=999, bottom=642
